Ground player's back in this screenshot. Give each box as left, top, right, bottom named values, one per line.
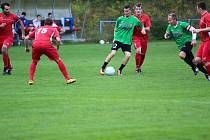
left=32, top=25, right=59, bottom=45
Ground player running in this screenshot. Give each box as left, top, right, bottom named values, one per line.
left=164, top=13, right=208, bottom=77
left=132, top=3, right=152, bottom=73
left=100, top=4, right=146, bottom=76
left=193, top=2, right=210, bottom=81
left=24, top=18, right=76, bottom=85
left=0, top=2, right=25, bottom=75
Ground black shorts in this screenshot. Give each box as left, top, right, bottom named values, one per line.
left=111, top=41, right=131, bottom=52
left=180, top=42, right=193, bottom=55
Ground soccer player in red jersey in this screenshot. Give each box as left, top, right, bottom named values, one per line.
left=24, top=18, right=76, bottom=85
left=0, top=2, right=25, bottom=75
left=194, top=2, right=210, bottom=81
left=132, top=3, right=151, bottom=73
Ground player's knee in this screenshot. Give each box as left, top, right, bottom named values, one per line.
left=195, top=57, right=202, bottom=64
left=179, top=52, right=186, bottom=60
left=32, top=60, right=39, bottom=65
left=55, top=58, right=61, bottom=63
left=1, top=46, right=8, bottom=54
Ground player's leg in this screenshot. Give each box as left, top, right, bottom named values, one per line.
left=28, top=47, right=41, bottom=85
left=195, top=43, right=209, bottom=80
left=100, top=41, right=119, bottom=75
left=45, top=47, right=76, bottom=84
left=139, top=40, right=148, bottom=72
left=201, top=42, right=210, bottom=81
left=179, top=42, right=198, bottom=75
left=118, top=44, right=131, bottom=76
left=2, top=38, right=13, bottom=75
left=133, top=40, right=141, bottom=73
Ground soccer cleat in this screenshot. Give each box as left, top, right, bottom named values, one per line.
left=136, top=68, right=142, bottom=73
left=28, top=80, right=34, bottom=85
left=118, top=70, right=122, bottom=76
left=99, top=68, right=105, bottom=75
left=204, top=74, right=210, bottom=81
left=3, top=67, right=12, bottom=75
left=66, top=79, right=76, bottom=84
left=192, top=67, right=199, bottom=75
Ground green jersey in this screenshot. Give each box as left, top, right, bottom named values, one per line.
left=166, top=21, right=192, bottom=49
left=114, top=15, right=143, bottom=45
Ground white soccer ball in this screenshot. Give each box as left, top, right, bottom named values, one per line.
left=99, top=40, right=105, bottom=45
left=105, top=66, right=115, bottom=76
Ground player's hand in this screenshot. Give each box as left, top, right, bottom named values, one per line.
left=193, top=29, right=200, bottom=34
left=141, top=28, right=146, bottom=35
left=25, top=47, right=30, bottom=53
left=0, top=23, right=7, bottom=28
left=22, top=35, right=25, bottom=39
left=191, top=39, right=196, bottom=46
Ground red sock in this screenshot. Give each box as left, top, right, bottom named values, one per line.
left=205, top=63, right=210, bottom=75
left=29, top=61, right=37, bottom=80
left=3, top=53, right=11, bottom=68
left=57, top=60, right=70, bottom=80
left=139, top=55, right=145, bottom=68
left=135, top=53, right=141, bottom=69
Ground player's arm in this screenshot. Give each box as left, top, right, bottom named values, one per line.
left=194, top=27, right=210, bottom=33
left=137, top=20, right=146, bottom=34
left=0, top=23, right=7, bottom=28
left=24, top=30, right=35, bottom=52
left=18, top=19, right=25, bottom=39
left=186, top=25, right=197, bottom=46
left=145, top=16, right=152, bottom=32
left=164, top=25, right=171, bottom=39
left=54, top=29, right=61, bottom=50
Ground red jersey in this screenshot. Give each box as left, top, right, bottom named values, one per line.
left=133, top=13, right=151, bottom=40
left=199, top=11, right=210, bottom=42
left=29, top=25, right=60, bottom=45
left=0, top=12, right=19, bottom=38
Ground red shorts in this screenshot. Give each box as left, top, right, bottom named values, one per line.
left=196, top=41, right=210, bottom=63
left=0, top=37, right=13, bottom=50
left=32, top=43, right=59, bottom=61
left=133, top=38, right=148, bottom=54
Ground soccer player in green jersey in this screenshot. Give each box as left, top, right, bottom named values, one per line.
left=100, top=4, right=146, bottom=76
left=164, top=13, right=208, bottom=76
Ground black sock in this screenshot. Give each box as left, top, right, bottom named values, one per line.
left=118, top=64, right=125, bottom=72
left=101, top=62, right=108, bottom=70
left=184, top=53, right=195, bottom=69
left=197, top=63, right=208, bottom=74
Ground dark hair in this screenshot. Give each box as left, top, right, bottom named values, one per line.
left=44, top=18, right=53, bottom=25
left=136, top=3, right=142, bottom=8
left=124, top=4, right=130, bottom=9
left=168, top=13, right=177, bottom=20
left=48, top=12, right=52, bottom=16
left=197, top=1, right=206, bottom=10
left=37, top=14, right=41, bottom=17
left=21, top=12, right=26, bottom=16
left=1, top=2, right=10, bottom=10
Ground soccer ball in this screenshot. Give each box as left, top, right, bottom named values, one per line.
left=99, top=40, right=105, bottom=45
left=105, top=66, right=115, bottom=76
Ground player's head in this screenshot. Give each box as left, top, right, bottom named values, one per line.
left=44, top=18, right=53, bottom=26
left=123, top=4, right=131, bottom=17
left=196, top=1, right=207, bottom=14
left=21, top=12, right=26, bottom=17
left=48, top=12, right=52, bottom=18
left=1, top=2, right=10, bottom=15
left=168, top=13, right=177, bottom=25
left=36, top=14, right=41, bottom=20
left=135, top=3, right=143, bottom=16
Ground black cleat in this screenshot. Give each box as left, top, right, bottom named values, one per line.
left=136, top=68, right=142, bottom=73
left=192, top=67, right=199, bottom=75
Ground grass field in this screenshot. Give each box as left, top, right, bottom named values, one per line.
left=0, top=41, right=210, bottom=140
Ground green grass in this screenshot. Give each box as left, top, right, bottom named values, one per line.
left=0, top=41, right=210, bottom=140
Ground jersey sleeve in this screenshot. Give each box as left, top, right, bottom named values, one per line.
left=180, top=21, right=189, bottom=29
left=53, top=29, right=60, bottom=38
left=166, top=25, right=171, bottom=33
left=145, top=15, right=152, bottom=28
left=205, top=14, right=210, bottom=27
left=28, top=30, right=35, bottom=38
left=137, top=19, right=143, bottom=29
